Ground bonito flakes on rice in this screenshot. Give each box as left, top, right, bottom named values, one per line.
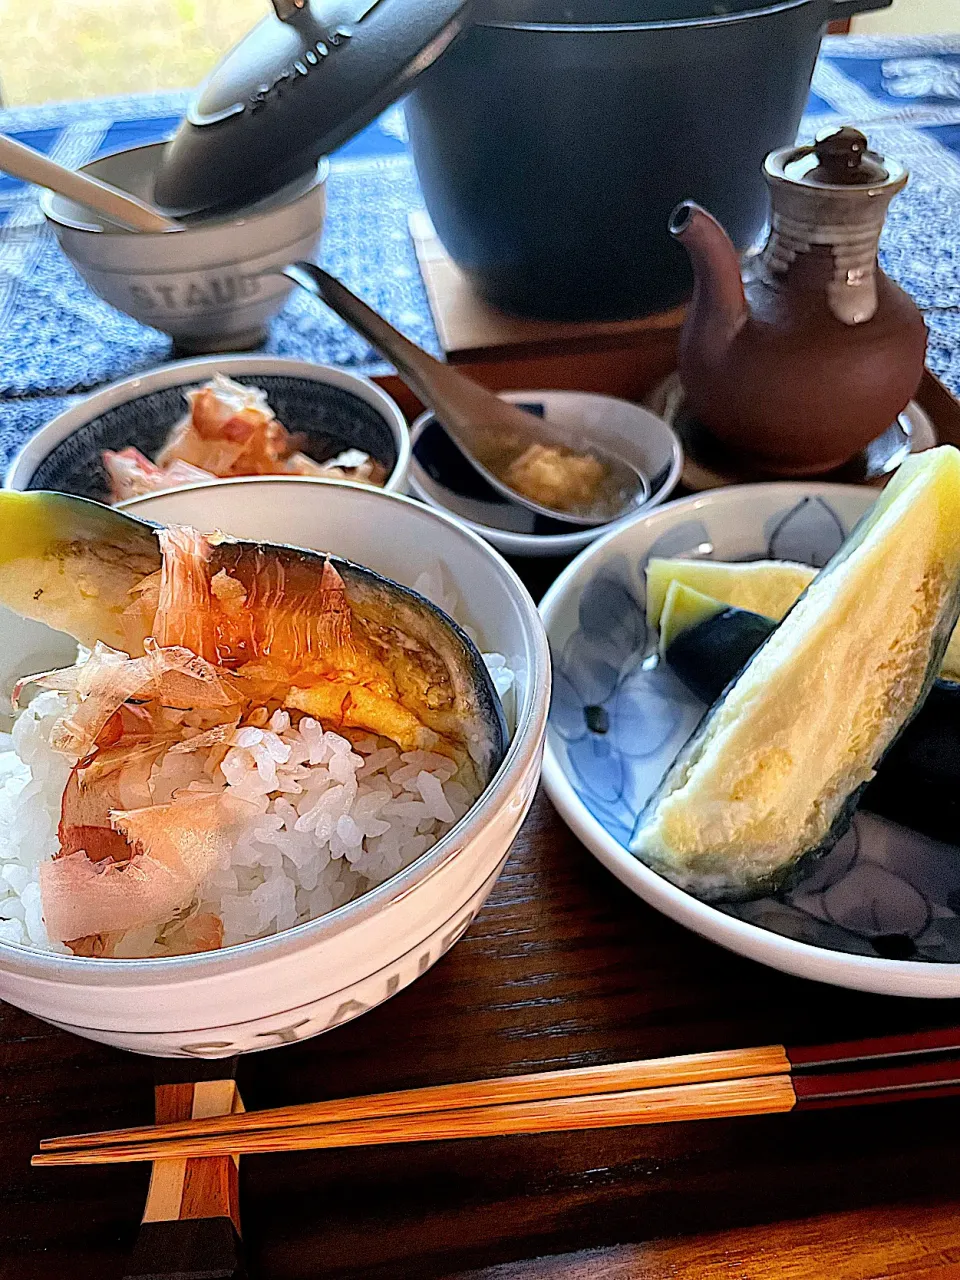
left=0, top=688, right=489, bottom=957
left=0, top=491, right=511, bottom=960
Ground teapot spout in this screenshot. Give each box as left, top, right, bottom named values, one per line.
left=670, top=201, right=748, bottom=353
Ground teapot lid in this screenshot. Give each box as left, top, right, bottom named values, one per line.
left=153, top=0, right=472, bottom=217
left=770, top=126, right=904, bottom=190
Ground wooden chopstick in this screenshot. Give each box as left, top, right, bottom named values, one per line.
left=33, top=1028, right=960, bottom=1169
left=38, top=1044, right=791, bottom=1152
left=34, top=1075, right=799, bottom=1166
left=39, top=1026, right=960, bottom=1156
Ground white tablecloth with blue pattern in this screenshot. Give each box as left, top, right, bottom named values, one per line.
left=0, top=32, right=958, bottom=469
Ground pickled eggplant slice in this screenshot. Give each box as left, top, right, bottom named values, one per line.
left=151, top=526, right=507, bottom=786
left=658, top=582, right=777, bottom=704
left=659, top=582, right=960, bottom=846
left=631, top=447, right=960, bottom=901
left=645, top=557, right=816, bottom=635
left=0, top=491, right=507, bottom=789
left=0, top=490, right=161, bottom=653
left=647, top=554, right=960, bottom=683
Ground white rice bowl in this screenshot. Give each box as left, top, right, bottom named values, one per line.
left=0, top=480, right=549, bottom=1057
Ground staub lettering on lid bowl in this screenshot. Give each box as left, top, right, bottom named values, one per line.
left=128, top=272, right=263, bottom=316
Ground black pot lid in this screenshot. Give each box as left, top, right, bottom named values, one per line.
left=153, top=0, right=473, bottom=217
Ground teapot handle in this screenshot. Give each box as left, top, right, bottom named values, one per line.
left=828, top=0, right=893, bottom=17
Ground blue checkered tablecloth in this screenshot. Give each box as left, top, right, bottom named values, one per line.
left=0, top=32, right=959, bottom=468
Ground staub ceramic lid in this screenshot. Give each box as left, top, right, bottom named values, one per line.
left=153, top=0, right=473, bottom=217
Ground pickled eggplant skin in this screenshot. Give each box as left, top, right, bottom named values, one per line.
left=0, top=491, right=507, bottom=786
left=630, top=447, right=960, bottom=903
left=658, top=582, right=777, bottom=703
left=0, top=490, right=161, bottom=652
left=660, top=584, right=960, bottom=845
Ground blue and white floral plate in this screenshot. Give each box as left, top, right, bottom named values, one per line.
left=540, top=483, right=960, bottom=998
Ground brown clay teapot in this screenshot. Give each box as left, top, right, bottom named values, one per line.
left=670, top=127, right=927, bottom=476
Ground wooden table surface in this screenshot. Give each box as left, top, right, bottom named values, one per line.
left=4, top=783, right=960, bottom=1279
left=6, top=388, right=960, bottom=1277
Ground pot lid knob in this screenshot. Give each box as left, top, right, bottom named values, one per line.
left=810, top=126, right=889, bottom=184
left=783, top=126, right=890, bottom=186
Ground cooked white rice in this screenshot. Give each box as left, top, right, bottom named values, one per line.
left=0, top=568, right=515, bottom=958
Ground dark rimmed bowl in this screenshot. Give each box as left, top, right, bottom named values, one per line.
left=5, top=356, right=410, bottom=502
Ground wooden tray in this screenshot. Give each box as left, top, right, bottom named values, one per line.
left=6, top=348, right=960, bottom=1280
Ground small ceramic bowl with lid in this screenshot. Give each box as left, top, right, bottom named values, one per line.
left=41, top=142, right=327, bottom=355
left=407, top=390, right=683, bottom=558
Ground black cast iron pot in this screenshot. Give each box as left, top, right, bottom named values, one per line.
left=405, top=0, right=890, bottom=322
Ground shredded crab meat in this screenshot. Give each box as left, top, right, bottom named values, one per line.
left=103, top=375, right=387, bottom=503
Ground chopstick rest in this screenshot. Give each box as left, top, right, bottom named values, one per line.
left=122, top=1058, right=246, bottom=1280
